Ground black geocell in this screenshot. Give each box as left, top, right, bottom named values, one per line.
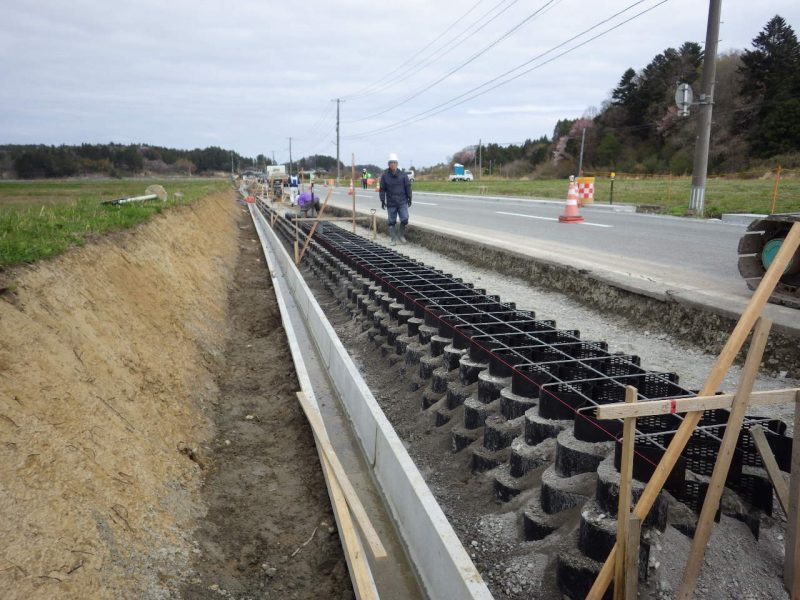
left=261, top=199, right=792, bottom=595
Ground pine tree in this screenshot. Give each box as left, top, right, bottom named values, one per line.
left=739, top=15, right=800, bottom=156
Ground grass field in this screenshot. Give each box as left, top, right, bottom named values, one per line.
left=412, top=175, right=800, bottom=217
left=0, top=178, right=229, bottom=269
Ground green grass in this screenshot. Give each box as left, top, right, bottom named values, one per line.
left=412, top=176, right=800, bottom=217
left=0, top=178, right=229, bottom=269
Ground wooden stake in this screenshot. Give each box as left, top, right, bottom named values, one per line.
left=750, top=425, right=790, bottom=516
left=770, top=164, right=781, bottom=215
left=351, top=153, right=356, bottom=233
left=297, top=187, right=333, bottom=265
left=587, top=221, right=800, bottom=600
left=677, top=317, right=773, bottom=599
left=295, top=392, right=387, bottom=561
left=625, top=515, right=642, bottom=600
left=372, top=212, right=377, bottom=240
left=614, top=385, right=638, bottom=600
left=786, top=391, right=800, bottom=593
left=294, top=217, right=300, bottom=265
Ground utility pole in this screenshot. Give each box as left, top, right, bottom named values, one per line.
left=689, top=0, right=722, bottom=216
left=230, top=151, right=234, bottom=177
left=577, top=127, right=586, bottom=177
left=271, top=150, right=275, bottom=166
left=478, top=139, right=482, bottom=180
left=288, top=137, right=293, bottom=175
left=333, top=98, right=343, bottom=184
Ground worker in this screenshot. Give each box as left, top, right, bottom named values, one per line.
left=361, top=168, right=368, bottom=189
left=297, top=190, right=321, bottom=217
left=379, top=153, right=412, bottom=246
left=288, top=174, right=299, bottom=206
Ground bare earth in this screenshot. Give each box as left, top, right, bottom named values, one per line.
left=0, top=192, right=348, bottom=599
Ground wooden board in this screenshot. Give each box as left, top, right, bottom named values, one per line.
left=595, top=388, right=800, bottom=420
left=677, top=317, right=772, bottom=599
left=750, top=425, right=790, bottom=516
left=295, top=392, right=387, bottom=560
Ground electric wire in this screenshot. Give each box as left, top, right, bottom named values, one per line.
left=346, top=0, right=517, bottom=102
left=347, top=0, right=560, bottom=124
left=345, top=0, right=669, bottom=139
left=342, top=0, right=487, bottom=100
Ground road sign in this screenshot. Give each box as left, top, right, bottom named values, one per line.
left=675, top=83, right=693, bottom=117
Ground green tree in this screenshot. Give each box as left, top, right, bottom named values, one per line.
left=739, top=15, right=800, bottom=156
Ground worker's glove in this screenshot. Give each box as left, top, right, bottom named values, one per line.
left=381, top=200, right=386, bottom=210
left=408, top=198, right=412, bottom=207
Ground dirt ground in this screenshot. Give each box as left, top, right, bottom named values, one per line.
left=180, top=207, right=351, bottom=599
left=0, top=192, right=348, bottom=599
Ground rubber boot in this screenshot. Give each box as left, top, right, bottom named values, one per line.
left=389, top=224, right=397, bottom=246
left=398, top=223, right=407, bottom=244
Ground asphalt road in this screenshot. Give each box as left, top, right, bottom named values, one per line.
left=324, top=186, right=749, bottom=296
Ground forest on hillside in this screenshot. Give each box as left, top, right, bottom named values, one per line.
left=0, top=143, right=265, bottom=179
left=440, top=14, right=800, bottom=178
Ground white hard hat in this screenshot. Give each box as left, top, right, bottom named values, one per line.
left=388, top=153, right=399, bottom=163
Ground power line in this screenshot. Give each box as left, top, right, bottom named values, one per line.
left=345, top=0, right=669, bottom=140
left=348, top=0, right=559, bottom=123
left=345, top=0, right=516, bottom=102
left=342, top=0, right=487, bottom=100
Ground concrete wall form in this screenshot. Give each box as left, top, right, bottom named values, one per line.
left=247, top=203, right=493, bottom=600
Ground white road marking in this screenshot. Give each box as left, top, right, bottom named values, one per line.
left=496, top=211, right=556, bottom=222
left=412, top=201, right=438, bottom=206
left=496, top=211, right=613, bottom=228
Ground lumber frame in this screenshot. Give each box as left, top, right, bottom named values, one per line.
left=750, top=425, right=790, bottom=516
left=594, top=388, right=800, bottom=420
left=677, top=317, right=772, bottom=598
left=587, top=221, right=800, bottom=599
left=786, top=392, right=800, bottom=594
left=295, top=392, right=387, bottom=561
left=614, top=386, right=637, bottom=600
left=624, top=515, right=641, bottom=600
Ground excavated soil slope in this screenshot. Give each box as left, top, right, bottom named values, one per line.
left=0, top=193, right=348, bottom=600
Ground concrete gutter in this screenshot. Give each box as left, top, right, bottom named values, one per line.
left=247, top=203, right=494, bottom=600
left=322, top=203, right=800, bottom=377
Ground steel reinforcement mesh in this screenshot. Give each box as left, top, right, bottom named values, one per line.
left=263, top=203, right=792, bottom=515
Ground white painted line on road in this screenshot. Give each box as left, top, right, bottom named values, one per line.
left=497, top=211, right=556, bottom=222
left=496, top=211, right=613, bottom=228
left=413, top=201, right=438, bottom=206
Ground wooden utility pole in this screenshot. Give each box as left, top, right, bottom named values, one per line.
left=688, top=0, right=722, bottom=215
left=351, top=153, right=356, bottom=233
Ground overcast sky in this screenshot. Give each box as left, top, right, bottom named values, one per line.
left=1, top=1, right=798, bottom=168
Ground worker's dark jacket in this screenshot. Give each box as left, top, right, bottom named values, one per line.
left=379, top=169, right=412, bottom=207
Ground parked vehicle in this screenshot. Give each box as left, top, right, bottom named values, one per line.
left=448, top=163, right=473, bottom=181
left=405, top=169, right=415, bottom=182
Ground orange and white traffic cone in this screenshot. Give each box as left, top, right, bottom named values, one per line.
left=348, top=179, right=354, bottom=196
left=558, top=176, right=584, bottom=223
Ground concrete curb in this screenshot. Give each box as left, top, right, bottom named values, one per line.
left=721, top=213, right=767, bottom=226
left=248, top=203, right=494, bottom=600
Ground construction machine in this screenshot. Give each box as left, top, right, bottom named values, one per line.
left=737, top=213, right=800, bottom=308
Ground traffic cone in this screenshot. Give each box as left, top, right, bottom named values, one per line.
left=558, top=177, right=584, bottom=223
left=348, top=179, right=354, bottom=196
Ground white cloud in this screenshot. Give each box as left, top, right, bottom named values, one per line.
left=1, top=0, right=798, bottom=166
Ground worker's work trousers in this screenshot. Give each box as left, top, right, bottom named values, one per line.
left=289, top=188, right=298, bottom=204
left=387, top=202, right=409, bottom=226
